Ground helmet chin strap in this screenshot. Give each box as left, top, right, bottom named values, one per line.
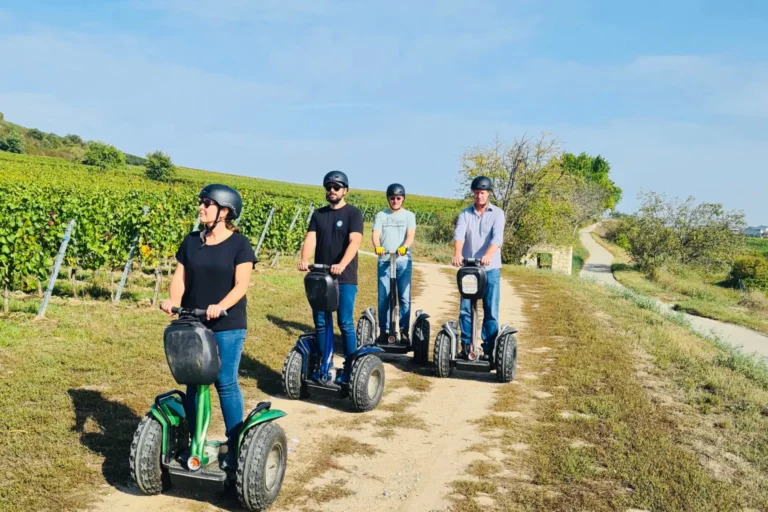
left=201, top=205, right=224, bottom=244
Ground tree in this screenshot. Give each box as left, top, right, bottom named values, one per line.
left=82, top=141, right=125, bottom=169
left=618, top=191, right=745, bottom=271
left=562, top=152, right=623, bottom=210
left=0, top=130, right=25, bottom=154
left=460, top=133, right=570, bottom=261
left=145, top=150, right=176, bottom=182
left=63, top=134, right=83, bottom=146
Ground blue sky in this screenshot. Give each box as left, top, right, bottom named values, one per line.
left=1, top=1, right=766, bottom=223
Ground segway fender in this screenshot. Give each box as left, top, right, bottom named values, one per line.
left=295, top=334, right=317, bottom=379
left=498, top=324, right=519, bottom=336
left=356, top=307, right=377, bottom=346
left=441, top=321, right=459, bottom=360
left=238, top=401, right=287, bottom=447
left=149, top=391, right=186, bottom=457
left=343, top=345, right=384, bottom=377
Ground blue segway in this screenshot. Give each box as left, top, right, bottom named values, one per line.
left=281, top=264, right=386, bottom=412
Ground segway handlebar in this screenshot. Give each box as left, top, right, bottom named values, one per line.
left=309, top=263, right=332, bottom=272
left=169, top=306, right=228, bottom=318
left=462, top=258, right=480, bottom=266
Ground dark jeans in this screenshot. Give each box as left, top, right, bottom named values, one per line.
left=313, top=283, right=358, bottom=359
left=377, top=257, right=412, bottom=336
left=184, top=328, right=245, bottom=449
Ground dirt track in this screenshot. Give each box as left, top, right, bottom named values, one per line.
left=89, top=261, right=526, bottom=512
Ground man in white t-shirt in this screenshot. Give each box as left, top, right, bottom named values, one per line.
left=371, top=183, right=417, bottom=343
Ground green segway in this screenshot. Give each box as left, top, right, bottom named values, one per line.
left=129, top=307, right=287, bottom=511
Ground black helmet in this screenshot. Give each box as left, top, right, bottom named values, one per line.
left=323, top=170, right=349, bottom=189
left=386, top=183, right=406, bottom=198
left=470, top=175, right=493, bottom=191
left=199, top=184, right=243, bottom=219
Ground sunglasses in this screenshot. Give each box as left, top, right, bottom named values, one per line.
left=199, top=198, right=217, bottom=207
left=325, top=184, right=343, bottom=192
left=388, top=196, right=404, bottom=201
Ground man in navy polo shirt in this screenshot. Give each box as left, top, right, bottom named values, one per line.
left=452, top=175, right=506, bottom=361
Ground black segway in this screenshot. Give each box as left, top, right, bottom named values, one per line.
left=356, top=252, right=430, bottom=364
left=432, top=259, right=518, bottom=382
left=130, top=308, right=287, bottom=511
left=281, top=264, right=386, bottom=412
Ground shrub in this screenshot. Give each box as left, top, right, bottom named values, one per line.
left=729, top=255, right=768, bottom=291
left=0, top=130, right=25, bottom=154
left=144, top=150, right=176, bottom=182
left=82, top=141, right=125, bottom=169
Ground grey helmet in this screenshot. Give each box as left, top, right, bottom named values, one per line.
left=386, top=183, right=406, bottom=198
left=199, top=184, right=243, bottom=220
left=470, top=176, right=493, bottom=191
left=323, top=170, right=349, bottom=189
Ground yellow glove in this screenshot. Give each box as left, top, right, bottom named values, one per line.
left=397, top=246, right=408, bottom=256
left=375, top=246, right=385, bottom=256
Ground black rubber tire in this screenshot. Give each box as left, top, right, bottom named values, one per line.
left=356, top=315, right=374, bottom=348
left=281, top=348, right=308, bottom=399
left=236, top=422, right=288, bottom=511
left=496, top=334, right=518, bottom=383
left=349, top=354, right=385, bottom=412
left=129, top=413, right=169, bottom=495
left=412, top=318, right=430, bottom=365
left=433, top=330, right=453, bottom=378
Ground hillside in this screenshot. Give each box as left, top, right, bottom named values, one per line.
left=0, top=113, right=461, bottom=213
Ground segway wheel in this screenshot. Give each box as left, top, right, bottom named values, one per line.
left=129, top=413, right=170, bottom=495
left=349, top=354, right=385, bottom=412
left=236, top=422, right=288, bottom=511
left=281, top=348, right=308, bottom=399
left=356, top=315, right=374, bottom=348
left=433, top=330, right=453, bottom=378
left=412, top=318, right=431, bottom=365
left=496, top=334, right=518, bottom=383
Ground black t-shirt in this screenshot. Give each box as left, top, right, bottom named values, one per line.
left=175, top=231, right=257, bottom=331
left=308, top=204, right=364, bottom=285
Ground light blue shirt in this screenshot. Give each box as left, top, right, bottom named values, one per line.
left=453, top=203, right=506, bottom=270
left=373, top=208, right=416, bottom=258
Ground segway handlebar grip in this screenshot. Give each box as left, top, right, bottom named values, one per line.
left=168, top=306, right=228, bottom=318
left=309, top=264, right=331, bottom=272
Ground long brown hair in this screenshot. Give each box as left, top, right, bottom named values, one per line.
left=225, top=219, right=240, bottom=232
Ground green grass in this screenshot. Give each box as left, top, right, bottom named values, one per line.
left=572, top=235, right=590, bottom=274
left=0, top=255, right=380, bottom=512
left=591, top=232, right=768, bottom=335
left=452, top=266, right=768, bottom=511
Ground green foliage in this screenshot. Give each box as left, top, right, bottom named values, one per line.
left=63, top=134, right=83, bottom=146
left=745, top=237, right=768, bottom=258
left=0, top=151, right=457, bottom=295
left=0, top=130, right=26, bottom=154
left=729, top=255, right=768, bottom=291
left=426, top=211, right=458, bottom=244
left=617, top=191, right=745, bottom=271
left=125, top=153, right=147, bottom=166
left=82, top=142, right=125, bottom=169
left=144, top=150, right=176, bottom=182
left=562, top=152, right=623, bottom=210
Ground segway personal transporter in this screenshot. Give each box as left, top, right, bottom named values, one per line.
left=433, top=259, right=518, bottom=382
left=130, top=307, right=287, bottom=511
left=282, top=264, right=386, bottom=412
left=356, top=252, right=431, bottom=364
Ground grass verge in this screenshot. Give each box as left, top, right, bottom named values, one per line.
left=591, top=231, right=768, bottom=335
left=450, top=266, right=768, bottom=511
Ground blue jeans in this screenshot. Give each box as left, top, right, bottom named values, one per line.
left=459, top=269, right=500, bottom=353
left=378, top=257, right=412, bottom=336
left=184, top=329, right=245, bottom=449
left=313, top=284, right=357, bottom=359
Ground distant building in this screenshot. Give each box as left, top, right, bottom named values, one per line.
left=744, top=225, right=768, bottom=237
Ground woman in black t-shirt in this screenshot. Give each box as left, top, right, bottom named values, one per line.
left=160, top=184, right=256, bottom=471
